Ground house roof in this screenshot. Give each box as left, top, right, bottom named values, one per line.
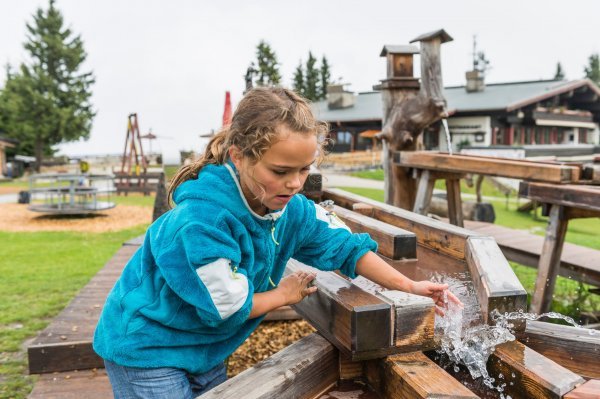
left=312, top=79, right=600, bottom=123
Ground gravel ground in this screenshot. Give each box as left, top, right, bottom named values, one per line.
left=227, top=320, right=316, bottom=377
left=0, top=203, right=152, bottom=232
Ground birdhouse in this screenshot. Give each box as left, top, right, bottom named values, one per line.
left=375, top=45, right=420, bottom=90
left=381, top=45, right=419, bottom=79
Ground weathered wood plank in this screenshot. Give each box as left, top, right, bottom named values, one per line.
left=28, top=368, right=112, bottom=399
left=28, top=341, right=100, bottom=375
left=198, top=333, right=338, bottom=399
left=488, top=340, right=585, bottom=399
left=332, top=205, right=417, bottom=260
left=531, top=205, right=569, bottom=314
left=465, top=237, right=527, bottom=325
left=285, top=259, right=392, bottom=360
left=365, top=351, right=479, bottom=399
left=519, top=181, right=600, bottom=212
left=395, top=151, right=581, bottom=182
left=564, top=379, right=600, bottom=399
left=515, top=320, right=600, bottom=379
left=322, top=188, right=482, bottom=260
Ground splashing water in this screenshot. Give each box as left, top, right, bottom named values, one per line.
left=436, top=295, right=514, bottom=394
left=435, top=297, right=597, bottom=397
left=441, top=119, right=453, bottom=155
left=491, top=309, right=597, bottom=335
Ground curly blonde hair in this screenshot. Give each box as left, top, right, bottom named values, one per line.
left=168, top=87, right=328, bottom=203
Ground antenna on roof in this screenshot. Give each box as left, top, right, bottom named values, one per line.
left=472, top=35, right=491, bottom=76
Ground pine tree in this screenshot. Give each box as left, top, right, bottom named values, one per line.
left=0, top=0, right=95, bottom=171
left=584, top=53, right=600, bottom=86
left=554, top=62, right=565, bottom=80
left=319, top=56, right=331, bottom=100
left=255, top=40, right=281, bottom=86
left=304, top=52, right=319, bottom=101
left=292, top=60, right=305, bottom=97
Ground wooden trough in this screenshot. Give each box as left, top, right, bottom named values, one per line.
left=26, top=186, right=599, bottom=398
left=200, top=188, right=599, bottom=399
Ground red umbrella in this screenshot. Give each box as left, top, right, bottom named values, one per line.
left=222, top=91, right=232, bottom=127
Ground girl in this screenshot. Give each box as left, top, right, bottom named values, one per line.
left=94, top=87, right=460, bottom=398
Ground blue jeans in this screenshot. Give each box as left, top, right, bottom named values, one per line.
left=104, top=359, right=227, bottom=399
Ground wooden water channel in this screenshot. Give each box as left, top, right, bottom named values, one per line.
left=395, top=150, right=600, bottom=314
left=199, top=188, right=599, bottom=399
left=27, top=187, right=599, bottom=398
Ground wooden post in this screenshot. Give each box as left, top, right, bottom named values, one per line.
left=530, top=204, right=569, bottom=314
left=445, top=178, right=464, bottom=227
left=412, top=170, right=435, bottom=215
left=375, top=30, right=452, bottom=209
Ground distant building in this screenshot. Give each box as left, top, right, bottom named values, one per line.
left=312, top=78, right=600, bottom=153
left=0, top=135, right=17, bottom=178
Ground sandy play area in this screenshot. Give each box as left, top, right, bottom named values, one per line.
left=0, top=203, right=153, bottom=232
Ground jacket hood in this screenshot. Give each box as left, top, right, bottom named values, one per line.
left=172, top=162, right=287, bottom=223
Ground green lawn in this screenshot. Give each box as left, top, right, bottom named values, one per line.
left=0, top=224, right=148, bottom=398
left=338, top=186, right=600, bottom=321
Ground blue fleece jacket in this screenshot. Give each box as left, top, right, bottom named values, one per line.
left=93, top=162, right=377, bottom=374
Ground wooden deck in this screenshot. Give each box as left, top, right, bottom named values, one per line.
left=464, top=220, right=600, bottom=288
left=27, top=243, right=139, bottom=374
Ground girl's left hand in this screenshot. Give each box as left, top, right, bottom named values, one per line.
left=410, top=280, right=463, bottom=316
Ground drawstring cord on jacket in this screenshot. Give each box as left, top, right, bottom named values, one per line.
left=269, top=219, right=279, bottom=287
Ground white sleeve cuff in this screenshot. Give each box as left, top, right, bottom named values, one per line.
left=196, top=258, right=249, bottom=320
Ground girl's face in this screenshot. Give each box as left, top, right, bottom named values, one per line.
left=230, top=127, right=318, bottom=216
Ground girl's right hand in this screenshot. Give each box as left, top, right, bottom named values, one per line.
left=277, top=271, right=317, bottom=305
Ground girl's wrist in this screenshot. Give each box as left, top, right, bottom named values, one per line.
left=401, top=278, right=415, bottom=294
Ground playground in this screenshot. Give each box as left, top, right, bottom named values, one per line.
left=1, top=3, right=600, bottom=397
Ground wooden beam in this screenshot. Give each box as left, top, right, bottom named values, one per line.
left=28, top=341, right=100, bottom=375
left=412, top=169, right=435, bottom=215
left=395, top=151, right=581, bottom=183
left=378, top=290, right=435, bottom=351
left=515, top=320, right=600, bottom=380
left=465, top=237, right=528, bottom=325
left=352, top=276, right=436, bottom=353
left=531, top=205, right=569, bottom=314
left=285, top=259, right=392, bottom=360
left=332, top=205, right=417, bottom=260
left=199, top=333, right=338, bottom=399
left=488, top=340, right=585, bottom=399
left=322, top=188, right=482, bottom=260
left=519, top=181, right=600, bottom=212
left=445, top=178, right=464, bottom=227
left=565, top=380, right=600, bottom=399
left=364, top=351, right=479, bottom=399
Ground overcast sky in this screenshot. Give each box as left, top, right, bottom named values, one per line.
left=1, top=0, right=599, bottom=163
